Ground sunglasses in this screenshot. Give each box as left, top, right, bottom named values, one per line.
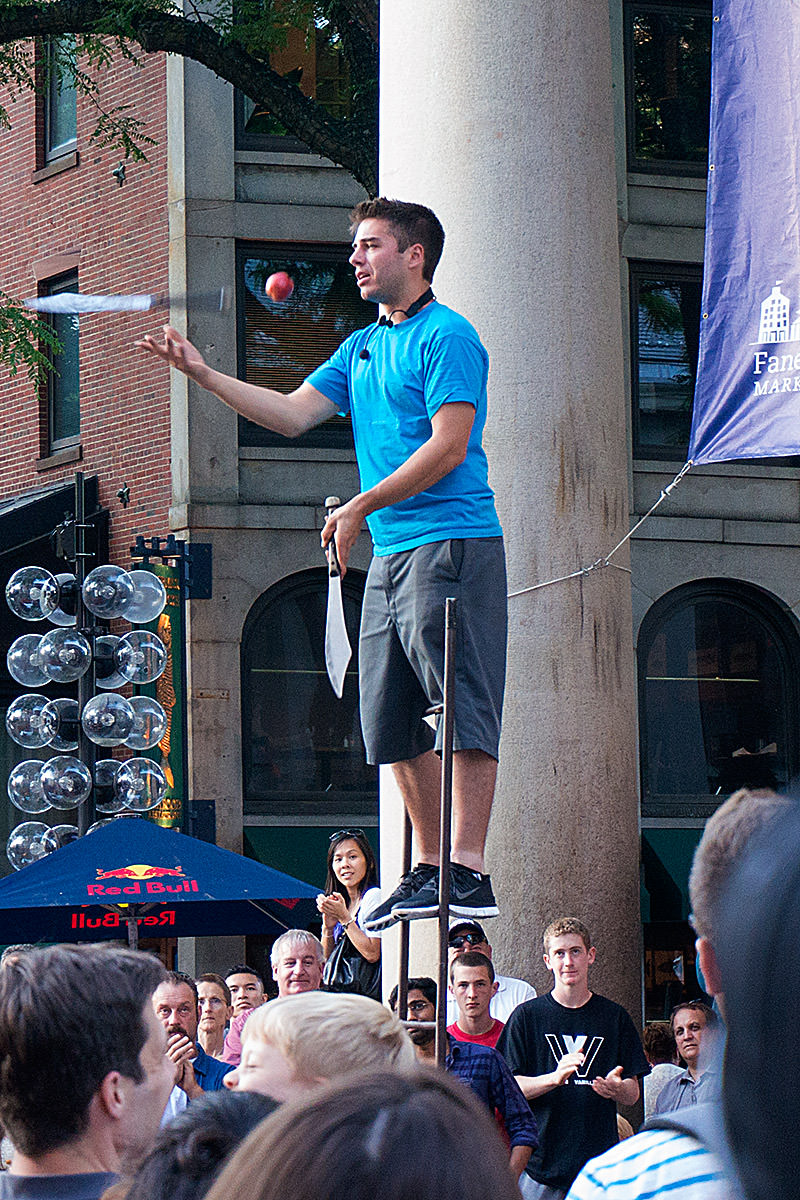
left=329, top=828, right=366, bottom=842
left=448, top=932, right=485, bottom=949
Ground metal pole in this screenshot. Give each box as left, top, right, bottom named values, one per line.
left=126, top=914, right=139, bottom=950
left=176, top=541, right=191, bottom=836
left=435, top=596, right=457, bottom=1067
left=74, top=472, right=96, bottom=835
left=396, top=809, right=413, bottom=1020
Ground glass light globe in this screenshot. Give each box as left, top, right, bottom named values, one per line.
left=40, top=755, right=93, bottom=810
left=81, top=693, right=135, bottom=746
left=82, top=565, right=135, bottom=619
left=115, top=758, right=167, bottom=812
left=39, top=572, right=78, bottom=626
left=7, top=635, right=47, bottom=687
left=41, top=823, right=79, bottom=853
left=7, top=761, right=51, bottom=814
left=116, top=631, right=167, bottom=684
left=94, top=635, right=128, bottom=690
left=7, top=821, right=50, bottom=870
left=5, top=567, right=54, bottom=621
left=125, top=696, right=167, bottom=750
left=122, top=570, right=167, bottom=624
left=6, top=694, right=51, bottom=748
left=87, top=819, right=114, bottom=834
left=40, top=698, right=80, bottom=752
left=38, top=629, right=92, bottom=683
left=94, top=759, right=126, bottom=814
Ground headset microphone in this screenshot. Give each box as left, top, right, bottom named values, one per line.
left=358, top=288, right=435, bottom=363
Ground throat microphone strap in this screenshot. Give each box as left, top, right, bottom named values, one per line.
left=359, top=288, right=435, bottom=359
left=379, top=287, right=435, bottom=328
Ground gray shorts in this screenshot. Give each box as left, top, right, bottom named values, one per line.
left=358, top=537, right=507, bottom=765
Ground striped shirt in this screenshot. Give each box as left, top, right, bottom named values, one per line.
left=565, top=1129, right=735, bottom=1200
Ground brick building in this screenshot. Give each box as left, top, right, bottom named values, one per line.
left=0, top=49, right=170, bottom=546
left=0, top=45, right=174, bottom=855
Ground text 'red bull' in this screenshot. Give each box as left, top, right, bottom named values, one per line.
left=88, top=862, right=199, bottom=898
left=86, top=878, right=199, bottom=897
left=71, top=909, right=177, bottom=929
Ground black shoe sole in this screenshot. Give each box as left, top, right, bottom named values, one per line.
left=450, top=900, right=499, bottom=918
left=392, top=899, right=500, bottom=920
left=361, top=909, right=401, bottom=932
left=391, top=900, right=439, bottom=920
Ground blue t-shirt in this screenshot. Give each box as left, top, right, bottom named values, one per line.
left=306, top=301, right=503, bottom=555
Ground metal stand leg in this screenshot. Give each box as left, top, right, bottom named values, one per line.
left=435, top=596, right=456, bottom=1066
left=395, top=597, right=457, bottom=1069
left=396, top=809, right=413, bottom=1020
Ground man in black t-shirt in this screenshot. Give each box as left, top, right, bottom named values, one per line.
left=497, top=917, right=649, bottom=1200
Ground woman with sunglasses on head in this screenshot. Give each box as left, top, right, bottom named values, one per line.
left=317, top=829, right=382, bottom=1000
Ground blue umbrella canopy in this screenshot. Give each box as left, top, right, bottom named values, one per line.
left=0, top=817, right=319, bottom=944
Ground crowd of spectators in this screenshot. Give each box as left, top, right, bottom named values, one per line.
left=0, top=787, right=791, bottom=1200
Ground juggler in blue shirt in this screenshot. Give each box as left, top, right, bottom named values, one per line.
left=306, top=301, right=503, bottom=555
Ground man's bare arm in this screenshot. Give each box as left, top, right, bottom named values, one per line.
left=513, top=1051, right=584, bottom=1101
left=321, top=401, right=476, bottom=572
left=509, top=1145, right=532, bottom=1182
left=136, top=325, right=338, bottom=437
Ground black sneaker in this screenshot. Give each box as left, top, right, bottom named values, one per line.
left=361, top=863, right=439, bottom=932
left=392, top=862, right=499, bottom=921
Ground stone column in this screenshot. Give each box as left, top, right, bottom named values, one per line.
left=379, top=2, right=642, bottom=1018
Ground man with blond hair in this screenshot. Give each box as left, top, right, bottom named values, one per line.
left=268, top=929, right=325, bottom=996
left=223, top=991, right=415, bottom=1102
left=498, top=918, right=649, bottom=1199
left=222, top=930, right=325, bottom=1065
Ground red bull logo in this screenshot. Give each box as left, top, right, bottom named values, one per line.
left=87, top=862, right=200, bottom=897
left=95, top=863, right=185, bottom=880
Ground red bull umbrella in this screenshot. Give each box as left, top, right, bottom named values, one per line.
left=0, top=817, right=319, bottom=946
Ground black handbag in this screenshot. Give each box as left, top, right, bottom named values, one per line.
left=322, top=929, right=382, bottom=1001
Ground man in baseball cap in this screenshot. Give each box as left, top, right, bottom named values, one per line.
left=447, top=920, right=537, bottom=1025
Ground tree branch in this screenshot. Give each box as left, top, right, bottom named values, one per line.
left=0, top=0, right=378, bottom=191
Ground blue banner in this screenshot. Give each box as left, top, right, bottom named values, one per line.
left=689, top=1, right=800, bottom=464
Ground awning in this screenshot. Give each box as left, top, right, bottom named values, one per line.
left=0, top=816, right=320, bottom=944
left=0, top=476, right=100, bottom=558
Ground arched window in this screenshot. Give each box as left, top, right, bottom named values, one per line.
left=241, top=569, right=377, bottom=816
left=638, top=579, right=800, bottom=818
left=638, top=579, right=800, bottom=1019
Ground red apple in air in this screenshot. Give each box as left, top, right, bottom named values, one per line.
left=265, top=271, right=295, bottom=302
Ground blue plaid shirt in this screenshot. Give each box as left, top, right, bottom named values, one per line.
left=446, top=1035, right=538, bottom=1150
